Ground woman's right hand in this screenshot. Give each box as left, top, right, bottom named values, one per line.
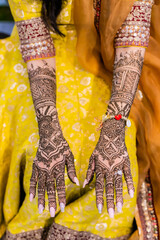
left=29, top=113, right=79, bottom=217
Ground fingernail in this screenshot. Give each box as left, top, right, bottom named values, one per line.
left=129, top=190, right=134, bottom=198
left=98, top=204, right=102, bottom=214
left=108, top=208, right=114, bottom=218
left=74, top=177, right=80, bottom=186
left=50, top=207, right=55, bottom=218
left=39, top=204, right=44, bottom=214
left=60, top=203, right=65, bottom=213
left=117, top=202, right=122, bottom=213
left=83, top=179, right=88, bottom=188
left=30, top=193, right=33, bottom=202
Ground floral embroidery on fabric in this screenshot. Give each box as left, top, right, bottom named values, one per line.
left=115, top=0, right=154, bottom=48
left=16, top=17, right=55, bottom=62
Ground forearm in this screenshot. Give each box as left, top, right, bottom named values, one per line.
left=107, top=0, right=153, bottom=118
left=107, top=47, right=145, bottom=118
left=27, top=58, right=57, bottom=136
left=16, top=17, right=57, bottom=135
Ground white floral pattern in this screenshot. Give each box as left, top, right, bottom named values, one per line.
left=17, top=84, right=27, bottom=92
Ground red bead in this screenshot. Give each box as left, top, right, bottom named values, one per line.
left=115, top=114, right=122, bottom=120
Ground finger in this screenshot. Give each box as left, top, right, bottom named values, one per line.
left=46, top=174, right=56, bottom=217
left=38, top=171, right=46, bottom=213
left=30, top=194, right=34, bottom=202
left=114, top=169, right=123, bottom=213
left=95, top=165, right=104, bottom=214
left=66, top=151, right=78, bottom=184
left=30, top=162, right=39, bottom=201
left=56, top=172, right=66, bottom=212
left=83, top=154, right=96, bottom=188
left=123, top=158, right=135, bottom=198
left=74, top=177, right=80, bottom=186
left=83, top=179, right=88, bottom=188
left=105, top=172, right=115, bottom=218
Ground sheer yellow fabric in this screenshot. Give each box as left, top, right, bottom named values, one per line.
left=0, top=0, right=138, bottom=238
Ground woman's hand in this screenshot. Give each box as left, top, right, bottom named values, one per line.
left=83, top=118, right=134, bottom=218
left=29, top=113, right=79, bottom=217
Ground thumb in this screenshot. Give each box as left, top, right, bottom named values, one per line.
left=83, top=154, right=96, bottom=188
left=66, top=151, right=79, bottom=185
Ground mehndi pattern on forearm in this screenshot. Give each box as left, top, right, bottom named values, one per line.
left=107, top=49, right=145, bottom=117
left=16, top=17, right=55, bottom=62
left=28, top=61, right=56, bottom=115
left=108, top=0, right=154, bottom=117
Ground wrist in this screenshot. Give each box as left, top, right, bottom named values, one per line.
left=101, top=119, right=126, bottom=145
left=102, top=118, right=125, bottom=134
left=106, top=101, right=130, bottom=118
left=38, top=112, right=61, bottom=138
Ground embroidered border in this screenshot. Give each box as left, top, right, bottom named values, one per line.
left=6, top=223, right=130, bottom=240
left=16, top=17, right=55, bottom=62
left=137, top=172, right=159, bottom=240
left=6, top=227, right=49, bottom=240
left=115, top=0, right=154, bottom=48
left=93, top=0, right=102, bottom=33
left=47, top=223, right=130, bottom=240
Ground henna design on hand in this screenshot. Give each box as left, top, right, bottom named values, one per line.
left=84, top=49, right=145, bottom=218
left=28, top=60, right=79, bottom=217
left=84, top=119, right=134, bottom=217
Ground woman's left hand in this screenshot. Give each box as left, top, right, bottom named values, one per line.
left=83, top=118, right=134, bottom=218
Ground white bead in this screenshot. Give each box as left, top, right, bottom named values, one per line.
left=117, top=170, right=122, bottom=176
left=138, top=90, right=143, bottom=100
left=126, top=119, right=131, bottom=127
left=102, top=115, right=107, bottom=122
